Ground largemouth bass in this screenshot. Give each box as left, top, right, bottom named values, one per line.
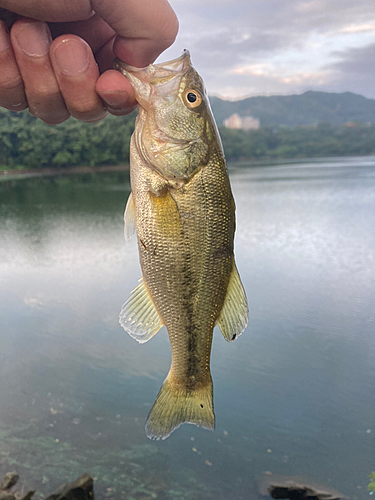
left=114, top=51, right=248, bottom=440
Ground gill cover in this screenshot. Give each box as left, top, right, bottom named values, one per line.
left=114, top=50, right=220, bottom=181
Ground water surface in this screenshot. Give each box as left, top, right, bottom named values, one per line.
left=0, top=158, right=374, bottom=499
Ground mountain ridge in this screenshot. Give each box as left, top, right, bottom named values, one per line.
left=209, top=91, right=375, bottom=127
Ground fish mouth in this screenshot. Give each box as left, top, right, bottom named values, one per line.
left=115, top=50, right=203, bottom=180
left=113, top=50, right=192, bottom=104
left=114, top=50, right=200, bottom=145
left=113, top=49, right=191, bottom=82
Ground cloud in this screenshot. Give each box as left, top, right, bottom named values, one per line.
left=161, top=0, right=375, bottom=98
left=326, top=42, right=375, bottom=97
left=231, top=63, right=332, bottom=85
left=339, top=22, right=375, bottom=34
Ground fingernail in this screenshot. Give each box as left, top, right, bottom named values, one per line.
left=0, top=26, right=10, bottom=52
left=99, top=91, right=130, bottom=108
left=15, top=21, right=51, bottom=57
left=53, top=38, right=90, bottom=76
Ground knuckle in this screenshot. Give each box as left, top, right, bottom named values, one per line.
left=0, top=73, right=27, bottom=109
left=0, top=71, right=23, bottom=91
left=27, top=87, right=69, bottom=124
left=30, top=87, right=62, bottom=104
left=41, top=114, right=70, bottom=125
left=0, top=101, right=28, bottom=112
left=29, top=107, right=70, bottom=125
left=69, top=97, right=99, bottom=114
left=39, top=85, right=60, bottom=98
left=68, top=97, right=106, bottom=121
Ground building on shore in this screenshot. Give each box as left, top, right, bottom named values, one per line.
left=223, top=113, right=260, bottom=130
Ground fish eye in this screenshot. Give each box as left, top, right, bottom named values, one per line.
left=183, top=89, right=202, bottom=109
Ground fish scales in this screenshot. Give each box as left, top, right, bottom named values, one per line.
left=132, top=147, right=233, bottom=384
left=115, top=51, right=248, bottom=439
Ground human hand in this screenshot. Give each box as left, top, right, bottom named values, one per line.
left=0, top=1, right=178, bottom=124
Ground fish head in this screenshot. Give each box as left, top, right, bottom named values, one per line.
left=114, top=50, right=222, bottom=182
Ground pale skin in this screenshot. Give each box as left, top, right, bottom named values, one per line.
left=0, top=0, right=178, bottom=124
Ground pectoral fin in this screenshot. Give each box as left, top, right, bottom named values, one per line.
left=119, top=277, right=164, bottom=343
left=217, top=262, right=248, bottom=342
left=124, top=192, right=136, bottom=241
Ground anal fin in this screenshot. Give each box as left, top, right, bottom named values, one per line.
left=119, top=277, right=163, bottom=343
left=217, top=262, right=248, bottom=342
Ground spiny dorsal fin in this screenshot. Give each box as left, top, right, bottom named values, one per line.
left=119, top=277, right=164, bottom=343
left=124, top=192, right=136, bottom=241
left=217, top=262, right=248, bottom=342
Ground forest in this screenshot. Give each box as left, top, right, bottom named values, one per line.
left=219, top=122, right=375, bottom=160
left=1, top=107, right=375, bottom=170
left=210, top=90, right=375, bottom=126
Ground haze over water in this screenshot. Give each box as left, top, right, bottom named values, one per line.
left=0, top=157, right=374, bottom=499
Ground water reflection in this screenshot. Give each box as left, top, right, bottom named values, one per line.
left=0, top=160, right=374, bottom=499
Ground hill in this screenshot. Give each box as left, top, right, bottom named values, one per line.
left=209, top=91, right=375, bottom=127
left=1, top=92, right=375, bottom=171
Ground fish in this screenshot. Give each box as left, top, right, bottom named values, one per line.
left=114, top=50, right=248, bottom=440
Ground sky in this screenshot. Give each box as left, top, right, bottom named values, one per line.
left=159, top=0, right=375, bottom=100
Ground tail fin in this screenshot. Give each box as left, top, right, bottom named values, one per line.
left=145, top=376, right=215, bottom=440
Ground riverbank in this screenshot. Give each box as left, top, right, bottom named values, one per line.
left=0, top=471, right=93, bottom=500
left=0, top=164, right=129, bottom=181
left=1, top=157, right=374, bottom=500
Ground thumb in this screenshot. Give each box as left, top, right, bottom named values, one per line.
left=0, top=0, right=178, bottom=67
left=91, top=0, right=178, bottom=67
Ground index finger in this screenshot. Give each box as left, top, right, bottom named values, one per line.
left=91, top=0, right=178, bottom=67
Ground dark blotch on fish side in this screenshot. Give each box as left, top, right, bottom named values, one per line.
left=212, top=245, right=232, bottom=261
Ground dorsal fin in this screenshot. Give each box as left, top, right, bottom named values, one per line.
left=119, top=277, right=164, bottom=343
left=124, top=192, right=136, bottom=241
left=217, top=262, right=248, bottom=342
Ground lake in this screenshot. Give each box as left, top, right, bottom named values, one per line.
left=0, top=157, right=374, bottom=500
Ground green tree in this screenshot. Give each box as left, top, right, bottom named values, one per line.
left=369, top=472, right=375, bottom=494
left=1, top=108, right=375, bottom=169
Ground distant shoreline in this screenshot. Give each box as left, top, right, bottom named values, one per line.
left=2, top=155, right=375, bottom=181
left=0, top=164, right=129, bottom=180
